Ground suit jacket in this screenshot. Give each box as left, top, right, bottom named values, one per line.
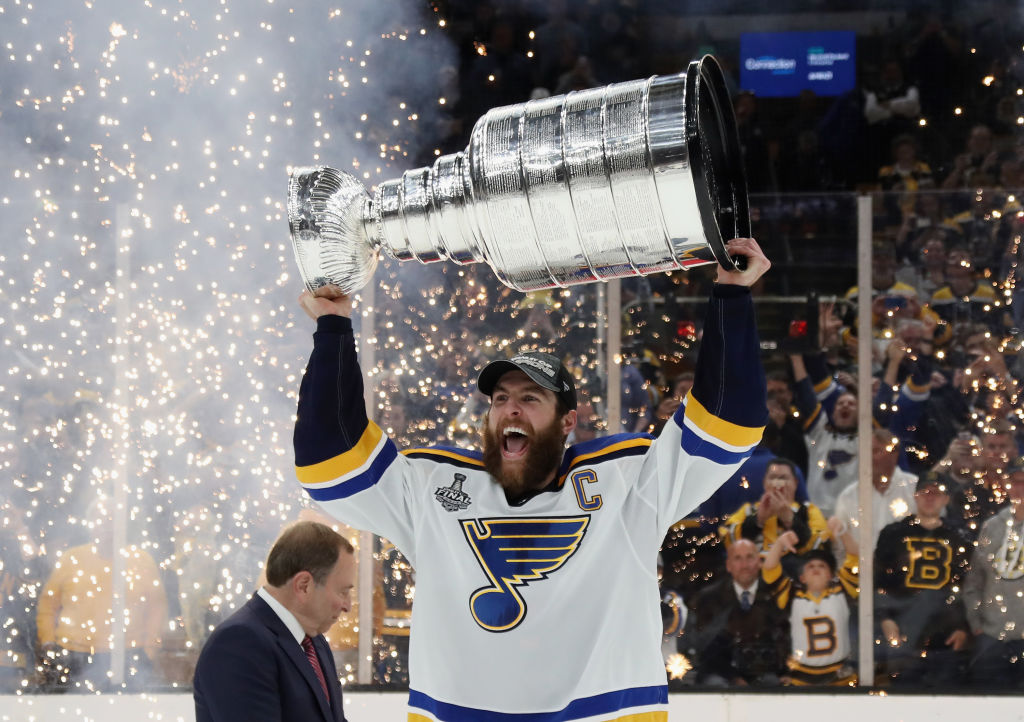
left=685, top=577, right=790, bottom=684
left=194, top=593, right=346, bottom=722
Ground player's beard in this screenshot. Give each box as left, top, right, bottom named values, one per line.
left=481, top=414, right=566, bottom=498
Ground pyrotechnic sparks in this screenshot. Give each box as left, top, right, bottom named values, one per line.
left=0, top=0, right=472, bottom=691
left=665, top=653, right=692, bottom=680
left=2, top=0, right=660, bottom=692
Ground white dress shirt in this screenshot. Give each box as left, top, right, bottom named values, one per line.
left=256, top=585, right=305, bottom=645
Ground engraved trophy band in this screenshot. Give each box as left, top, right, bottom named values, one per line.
left=287, top=54, right=750, bottom=295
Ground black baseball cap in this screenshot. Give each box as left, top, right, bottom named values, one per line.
left=916, top=469, right=951, bottom=493
left=801, top=548, right=836, bottom=575
left=477, top=352, right=577, bottom=410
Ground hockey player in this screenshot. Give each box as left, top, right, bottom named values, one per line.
left=293, top=238, right=771, bottom=720
left=762, top=518, right=860, bottom=686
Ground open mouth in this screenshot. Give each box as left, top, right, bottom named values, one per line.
left=836, top=408, right=856, bottom=425
left=502, top=426, right=530, bottom=460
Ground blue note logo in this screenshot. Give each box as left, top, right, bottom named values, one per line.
left=823, top=449, right=855, bottom=481
left=462, top=516, right=589, bottom=632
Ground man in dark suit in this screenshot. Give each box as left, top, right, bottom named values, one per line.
left=684, top=538, right=790, bottom=686
left=194, top=520, right=355, bottom=722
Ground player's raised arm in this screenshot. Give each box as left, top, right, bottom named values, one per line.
left=293, top=287, right=414, bottom=552
left=647, top=237, right=770, bottom=530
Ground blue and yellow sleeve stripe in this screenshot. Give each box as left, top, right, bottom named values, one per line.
left=903, top=377, right=930, bottom=401
left=297, top=421, right=399, bottom=501
left=813, top=375, right=836, bottom=399
left=801, top=403, right=822, bottom=432
left=678, top=392, right=763, bottom=465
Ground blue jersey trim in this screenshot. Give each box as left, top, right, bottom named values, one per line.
left=303, top=440, right=398, bottom=501
left=557, top=433, right=652, bottom=483
left=403, top=446, right=485, bottom=470
left=408, top=684, right=668, bottom=721
left=417, top=445, right=484, bottom=461
left=567, top=432, right=653, bottom=456
left=679, top=426, right=752, bottom=465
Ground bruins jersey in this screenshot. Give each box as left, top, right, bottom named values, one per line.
left=763, top=555, right=858, bottom=686
left=719, top=500, right=829, bottom=555
left=294, top=286, right=767, bottom=721
left=874, top=516, right=971, bottom=645
left=930, top=280, right=1002, bottom=328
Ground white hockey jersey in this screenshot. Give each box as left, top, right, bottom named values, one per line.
left=294, top=286, right=767, bottom=720
left=762, top=554, right=859, bottom=685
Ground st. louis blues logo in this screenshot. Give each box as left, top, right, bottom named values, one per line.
left=461, top=516, right=589, bottom=632
left=434, top=473, right=472, bottom=512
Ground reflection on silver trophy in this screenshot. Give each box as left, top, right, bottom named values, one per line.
left=287, top=55, right=750, bottom=294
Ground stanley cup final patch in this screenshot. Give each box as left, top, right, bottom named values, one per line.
left=435, top=473, right=472, bottom=512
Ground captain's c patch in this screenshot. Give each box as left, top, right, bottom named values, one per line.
left=461, top=516, right=589, bottom=632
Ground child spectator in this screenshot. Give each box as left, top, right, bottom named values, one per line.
left=762, top=518, right=860, bottom=686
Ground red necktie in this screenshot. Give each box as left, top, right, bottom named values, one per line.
left=301, top=635, right=331, bottom=702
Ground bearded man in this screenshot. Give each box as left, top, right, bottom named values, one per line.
left=293, top=237, right=771, bottom=720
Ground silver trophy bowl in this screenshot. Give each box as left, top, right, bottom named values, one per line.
left=287, top=55, right=750, bottom=295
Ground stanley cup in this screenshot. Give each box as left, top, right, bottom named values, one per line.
left=287, top=55, right=750, bottom=295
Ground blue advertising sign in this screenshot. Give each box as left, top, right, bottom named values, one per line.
left=740, top=31, right=857, bottom=97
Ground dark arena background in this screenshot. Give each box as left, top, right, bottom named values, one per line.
left=2, top=0, right=1024, bottom=719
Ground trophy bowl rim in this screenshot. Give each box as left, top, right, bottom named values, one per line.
left=685, top=55, right=752, bottom=271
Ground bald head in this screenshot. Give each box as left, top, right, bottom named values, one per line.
left=725, top=538, right=761, bottom=588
